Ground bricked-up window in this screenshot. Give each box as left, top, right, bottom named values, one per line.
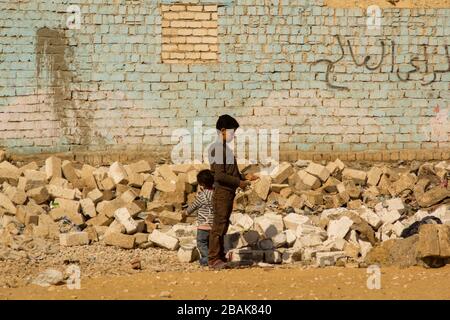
left=161, top=4, right=218, bottom=64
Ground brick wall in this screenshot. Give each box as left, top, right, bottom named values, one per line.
left=0, top=0, right=449, bottom=160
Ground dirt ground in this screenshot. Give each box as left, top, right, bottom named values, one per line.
left=1, top=265, right=449, bottom=300
left=325, top=0, right=450, bottom=8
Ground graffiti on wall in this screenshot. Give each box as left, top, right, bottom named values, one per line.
left=313, top=35, right=450, bottom=90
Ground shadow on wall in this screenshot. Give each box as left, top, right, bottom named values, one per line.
left=35, top=27, right=96, bottom=148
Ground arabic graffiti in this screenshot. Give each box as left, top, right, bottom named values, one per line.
left=313, top=35, right=450, bottom=90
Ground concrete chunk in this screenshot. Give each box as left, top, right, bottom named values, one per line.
left=140, top=181, right=155, bottom=199
left=298, top=170, right=321, bottom=189
left=45, top=156, right=62, bottom=180
left=270, top=163, right=294, bottom=184
left=253, top=175, right=271, bottom=200
left=109, top=162, right=128, bottom=185
left=283, top=213, right=310, bottom=231
left=80, top=198, right=97, bottom=218
left=342, top=168, right=367, bottom=185
left=148, top=230, right=179, bottom=250
left=305, top=162, right=330, bottom=182
left=327, top=216, right=353, bottom=239
left=0, top=192, right=17, bottom=214
left=59, top=232, right=89, bottom=247
left=177, top=245, right=199, bottom=263
left=114, top=207, right=138, bottom=234
left=104, top=232, right=135, bottom=249
left=367, top=167, right=383, bottom=186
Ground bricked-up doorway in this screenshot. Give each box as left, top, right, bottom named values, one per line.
left=161, top=3, right=219, bottom=63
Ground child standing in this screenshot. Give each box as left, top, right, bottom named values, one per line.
left=207, top=114, right=257, bottom=269
left=184, top=169, right=215, bottom=266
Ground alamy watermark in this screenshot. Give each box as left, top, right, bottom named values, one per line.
left=366, top=264, right=381, bottom=290
left=171, top=121, right=280, bottom=175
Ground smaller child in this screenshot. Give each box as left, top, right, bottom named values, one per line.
left=184, top=169, right=215, bottom=266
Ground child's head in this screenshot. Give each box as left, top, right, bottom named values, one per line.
left=197, top=169, right=214, bottom=189
left=216, top=114, right=239, bottom=143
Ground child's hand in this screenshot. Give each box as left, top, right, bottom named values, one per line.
left=239, top=180, right=251, bottom=189
left=245, top=173, right=258, bottom=181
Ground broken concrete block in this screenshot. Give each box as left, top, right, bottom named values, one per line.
left=253, top=175, right=271, bottom=200
left=129, top=160, right=151, bottom=173
left=321, top=177, right=341, bottom=193
left=316, top=251, right=345, bottom=267
left=177, top=245, right=200, bottom=263
left=303, top=191, right=323, bottom=207
left=45, top=156, right=62, bottom=180
left=114, top=207, right=138, bottom=234
left=140, top=181, right=155, bottom=199
left=153, top=176, right=176, bottom=193
left=296, top=234, right=323, bottom=248
left=87, top=188, right=103, bottom=204
left=86, top=212, right=112, bottom=227
left=285, top=229, right=297, bottom=247
left=359, top=208, right=382, bottom=229
left=158, top=210, right=183, bottom=225
left=367, top=167, right=383, bottom=187
left=236, top=230, right=260, bottom=248
left=270, top=163, right=294, bottom=184
left=236, top=214, right=254, bottom=231
left=392, top=221, right=405, bottom=237
left=417, top=186, right=450, bottom=208
left=80, top=165, right=98, bottom=189
left=55, top=198, right=80, bottom=215
left=327, top=216, right=353, bottom=239
left=264, top=250, right=282, bottom=264
left=254, top=217, right=278, bottom=239
left=109, top=162, right=128, bottom=185
left=298, top=170, right=321, bottom=189
left=272, top=232, right=287, bottom=248
left=186, top=170, right=198, bottom=185
left=4, top=186, right=27, bottom=205
left=380, top=209, right=401, bottom=225
left=334, top=158, right=345, bottom=171
left=342, top=168, right=367, bottom=185
left=389, top=173, right=417, bottom=196
left=148, top=230, right=179, bottom=251
left=80, top=198, right=96, bottom=218
left=347, top=199, right=363, bottom=210
left=385, top=198, right=405, bottom=213
left=59, top=232, right=89, bottom=247
left=279, top=187, right=293, bottom=199
left=61, top=160, right=78, bottom=184
left=263, top=213, right=285, bottom=232
left=283, top=213, right=310, bottom=231
left=228, top=249, right=264, bottom=263
left=305, top=162, right=330, bottom=182
left=323, top=238, right=346, bottom=251
left=284, top=194, right=304, bottom=209
left=0, top=192, right=17, bottom=214
left=157, top=164, right=178, bottom=184
left=47, top=184, right=76, bottom=200
left=104, top=232, right=135, bottom=249
left=416, top=224, right=450, bottom=259
left=120, top=189, right=137, bottom=203
left=26, top=186, right=49, bottom=204
left=325, top=161, right=339, bottom=175
left=358, top=240, right=373, bottom=259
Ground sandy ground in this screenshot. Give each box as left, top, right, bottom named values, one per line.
left=1, top=265, right=449, bottom=300
left=325, top=0, right=450, bottom=8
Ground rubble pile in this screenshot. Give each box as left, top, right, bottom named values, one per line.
left=0, top=153, right=449, bottom=269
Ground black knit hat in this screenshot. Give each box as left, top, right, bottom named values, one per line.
left=215, top=114, right=240, bottom=131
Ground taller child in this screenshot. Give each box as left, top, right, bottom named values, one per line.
left=208, top=115, right=257, bottom=269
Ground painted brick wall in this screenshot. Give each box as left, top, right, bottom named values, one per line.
left=0, top=0, right=449, bottom=159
